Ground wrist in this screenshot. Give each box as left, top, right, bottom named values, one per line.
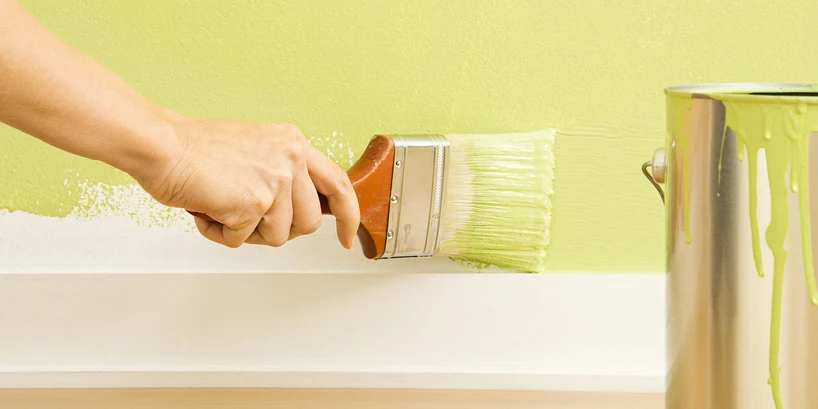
left=106, top=106, right=187, bottom=187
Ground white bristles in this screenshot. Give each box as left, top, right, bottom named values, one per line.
left=438, top=129, right=555, bottom=273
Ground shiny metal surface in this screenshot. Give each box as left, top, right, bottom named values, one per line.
left=655, top=83, right=818, bottom=408
left=665, top=82, right=818, bottom=96
left=381, top=134, right=450, bottom=258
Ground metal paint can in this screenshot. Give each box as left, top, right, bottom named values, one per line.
left=644, top=83, right=818, bottom=409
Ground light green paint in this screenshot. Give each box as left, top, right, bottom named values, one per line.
left=440, top=130, right=555, bottom=274
left=3, top=0, right=818, bottom=273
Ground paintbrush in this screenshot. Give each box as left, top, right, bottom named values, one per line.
left=190, top=130, right=555, bottom=273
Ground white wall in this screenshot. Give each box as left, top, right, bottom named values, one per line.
left=0, top=192, right=665, bottom=392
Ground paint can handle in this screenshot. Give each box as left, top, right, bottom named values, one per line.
left=642, top=148, right=666, bottom=203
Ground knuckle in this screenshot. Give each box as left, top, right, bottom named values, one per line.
left=220, top=213, right=243, bottom=229
left=335, top=168, right=353, bottom=191
left=251, top=196, right=270, bottom=215
left=270, top=171, right=294, bottom=190
left=284, top=141, right=304, bottom=162
left=246, top=189, right=271, bottom=214
left=301, top=215, right=323, bottom=235
left=222, top=202, right=266, bottom=231
left=259, top=212, right=276, bottom=229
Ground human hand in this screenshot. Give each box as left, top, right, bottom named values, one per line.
left=137, top=116, right=360, bottom=249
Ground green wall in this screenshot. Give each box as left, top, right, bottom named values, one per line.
left=3, top=0, right=817, bottom=273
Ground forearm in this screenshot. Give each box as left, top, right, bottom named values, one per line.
left=0, top=0, right=179, bottom=178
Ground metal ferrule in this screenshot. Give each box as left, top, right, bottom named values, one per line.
left=379, top=134, right=450, bottom=259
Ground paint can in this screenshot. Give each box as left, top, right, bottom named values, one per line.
left=643, top=83, right=818, bottom=409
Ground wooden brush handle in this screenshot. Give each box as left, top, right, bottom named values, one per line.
left=187, top=135, right=395, bottom=259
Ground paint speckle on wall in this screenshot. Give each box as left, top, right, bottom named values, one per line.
left=309, top=131, right=358, bottom=169
left=69, top=181, right=194, bottom=230
left=0, top=179, right=194, bottom=231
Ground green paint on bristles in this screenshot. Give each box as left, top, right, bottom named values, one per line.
left=439, top=129, right=555, bottom=273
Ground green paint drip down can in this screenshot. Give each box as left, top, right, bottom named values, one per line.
left=645, top=83, right=818, bottom=409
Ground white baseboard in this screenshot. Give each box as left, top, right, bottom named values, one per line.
left=0, top=271, right=666, bottom=393
left=0, top=210, right=666, bottom=393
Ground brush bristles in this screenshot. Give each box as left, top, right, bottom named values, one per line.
left=438, top=129, right=555, bottom=273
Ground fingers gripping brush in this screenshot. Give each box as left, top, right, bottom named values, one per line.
left=190, top=129, right=555, bottom=273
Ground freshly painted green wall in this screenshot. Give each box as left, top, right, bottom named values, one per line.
left=2, top=0, right=816, bottom=273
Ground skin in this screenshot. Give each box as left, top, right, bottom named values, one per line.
left=0, top=0, right=361, bottom=250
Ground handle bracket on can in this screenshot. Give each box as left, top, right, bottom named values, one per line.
left=642, top=149, right=666, bottom=203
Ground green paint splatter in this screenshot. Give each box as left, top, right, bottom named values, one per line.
left=449, top=257, right=500, bottom=272
left=69, top=181, right=194, bottom=230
